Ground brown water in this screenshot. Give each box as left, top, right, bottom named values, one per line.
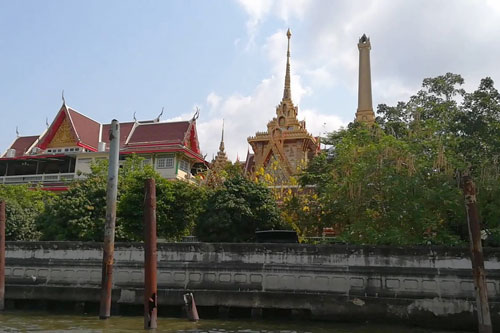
left=0, top=311, right=468, bottom=333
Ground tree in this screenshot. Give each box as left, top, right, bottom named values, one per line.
left=0, top=185, right=53, bottom=241
left=118, top=160, right=206, bottom=241
left=37, top=160, right=108, bottom=241
left=195, top=176, right=282, bottom=242
left=40, top=155, right=207, bottom=242
left=299, top=73, right=500, bottom=245
left=301, top=124, right=464, bottom=245
left=455, top=77, right=500, bottom=171
left=204, top=160, right=243, bottom=189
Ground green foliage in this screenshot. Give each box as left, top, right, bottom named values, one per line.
left=0, top=185, right=53, bottom=240
left=300, top=73, right=500, bottom=246
left=119, top=158, right=206, bottom=241
left=325, top=126, right=462, bottom=245
left=195, top=176, right=282, bottom=242
left=281, top=189, right=325, bottom=239
left=37, top=160, right=108, bottom=241
left=5, top=73, right=500, bottom=246
left=204, top=160, right=244, bottom=189
left=40, top=155, right=206, bottom=242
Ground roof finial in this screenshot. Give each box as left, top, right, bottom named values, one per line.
left=283, top=28, right=292, bottom=102
left=133, top=111, right=137, bottom=122
left=46, top=117, right=49, bottom=128
left=16, top=126, right=19, bottom=137
left=155, top=107, right=164, bottom=122
left=192, top=107, right=200, bottom=121
left=219, top=119, right=225, bottom=152
left=62, top=90, right=66, bottom=106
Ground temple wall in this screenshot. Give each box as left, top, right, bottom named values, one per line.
left=4, top=242, right=500, bottom=329
left=283, top=140, right=305, bottom=171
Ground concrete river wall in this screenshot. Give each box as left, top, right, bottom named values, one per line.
left=4, top=242, right=500, bottom=329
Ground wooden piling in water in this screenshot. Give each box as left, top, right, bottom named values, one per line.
left=144, top=178, right=158, bottom=329
left=462, top=175, right=492, bottom=333
left=99, top=120, right=120, bottom=319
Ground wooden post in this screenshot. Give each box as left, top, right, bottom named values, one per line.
left=462, top=175, right=492, bottom=333
left=99, top=120, right=120, bottom=319
left=144, top=178, right=158, bottom=329
left=0, top=200, right=5, bottom=311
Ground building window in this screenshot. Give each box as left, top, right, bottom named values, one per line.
left=156, top=155, right=174, bottom=169
left=142, top=158, right=152, bottom=167
left=179, top=159, right=190, bottom=172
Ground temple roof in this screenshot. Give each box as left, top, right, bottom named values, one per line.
left=101, top=121, right=135, bottom=148
left=3, top=135, right=39, bottom=157
left=67, top=107, right=101, bottom=149
left=244, top=152, right=255, bottom=175
left=1, top=103, right=204, bottom=162
left=127, top=121, right=190, bottom=145
left=38, top=105, right=101, bottom=151
left=246, top=29, right=320, bottom=177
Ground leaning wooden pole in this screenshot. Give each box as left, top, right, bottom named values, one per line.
left=144, top=178, right=158, bottom=329
left=462, top=175, right=492, bottom=333
left=0, top=201, right=5, bottom=311
left=99, top=120, right=120, bottom=319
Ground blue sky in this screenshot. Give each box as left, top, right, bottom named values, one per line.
left=2, top=1, right=500, bottom=161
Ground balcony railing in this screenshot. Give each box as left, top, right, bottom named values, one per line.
left=0, top=173, right=75, bottom=185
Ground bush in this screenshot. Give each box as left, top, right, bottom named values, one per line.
left=0, top=185, right=53, bottom=241
left=195, top=176, right=282, bottom=242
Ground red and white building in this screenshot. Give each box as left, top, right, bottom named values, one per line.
left=0, top=102, right=206, bottom=190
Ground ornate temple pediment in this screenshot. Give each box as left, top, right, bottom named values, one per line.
left=247, top=29, right=319, bottom=179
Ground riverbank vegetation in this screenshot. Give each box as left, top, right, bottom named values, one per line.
left=1, top=73, right=499, bottom=246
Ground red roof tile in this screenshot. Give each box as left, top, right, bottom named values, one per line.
left=67, top=108, right=100, bottom=149
left=244, top=153, right=255, bottom=174
left=6, top=136, right=39, bottom=157
left=101, top=121, right=135, bottom=148
left=127, top=121, right=190, bottom=145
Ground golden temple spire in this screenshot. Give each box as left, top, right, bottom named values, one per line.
left=283, top=28, right=292, bottom=102
left=219, top=119, right=225, bottom=152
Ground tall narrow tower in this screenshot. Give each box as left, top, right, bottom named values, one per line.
left=283, top=28, right=292, bottom=102
left=355, top=34, right=375, bottom=124
left=247, top=29, right=319, bottom=178
left=214, top=119, right=228, bottom=166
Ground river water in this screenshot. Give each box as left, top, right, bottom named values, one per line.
left=0, top=311, right=468, bottom=333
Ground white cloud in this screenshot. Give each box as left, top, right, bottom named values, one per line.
left=237, top=0, right=273, bottom=49
left=206, top=92, right=222, bottom=112
left=237, top=0, right=312, bottom=49
left=300, top=108, right=346, bottom=137
left=203, top=0, right=500, bottom=160
left=236, top=0, right=500, bottom=118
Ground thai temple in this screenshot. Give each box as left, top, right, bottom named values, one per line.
left=0, top=101, right=205, bottom=190
left=204, top=120, right=230, bottom=187
left=245, top=29, right=321, bottom=178
left=245, top=31, right=375, bottom=178
left=1, top=31, right=375, bottom=189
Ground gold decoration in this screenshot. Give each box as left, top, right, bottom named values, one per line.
left=47, top=116, right=76, bottom=148
left=247, top=30, right=318, bottom=178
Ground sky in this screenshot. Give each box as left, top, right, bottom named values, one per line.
left=1, top=0, right=500, bottom=161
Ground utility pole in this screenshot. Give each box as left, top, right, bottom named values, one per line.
left=0, top=201, right=5, bottom=311
left=99, top=120, right=120, bottom=319
left=462, top=175, right=492, bottom=333
left=144, top=178, right=158, bottom=329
